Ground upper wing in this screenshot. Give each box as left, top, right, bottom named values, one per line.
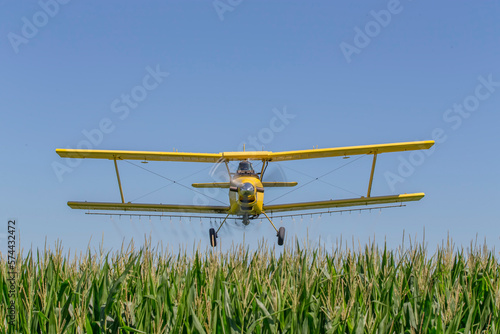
left=56, top=149, right=223, bottom=163
left=263, top=141, right=434, bottom=162
left=56, top=140, right=434, bottom=163
left=67, top=201, right=229, bottom=213
left=263, top=193, right=425, bottom=213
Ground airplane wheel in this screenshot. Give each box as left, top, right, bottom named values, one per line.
left=277, top=227, right=285, bottom=246
left=209, top=228, right=217, bottom=247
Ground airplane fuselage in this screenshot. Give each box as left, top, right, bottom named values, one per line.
left=228, top=175, right=264, bottom=217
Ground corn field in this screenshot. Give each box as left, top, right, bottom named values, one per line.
left=1, top=238, right=500, bottom=333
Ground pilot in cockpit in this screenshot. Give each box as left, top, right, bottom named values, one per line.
left=236, top=161, right=255, bottom=175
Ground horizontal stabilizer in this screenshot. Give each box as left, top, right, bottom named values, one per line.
left=262, top=182, right=298, bottom=187
left=192, top=183, right=230, bottom=188
left=191, top=182, right=298, bottom=188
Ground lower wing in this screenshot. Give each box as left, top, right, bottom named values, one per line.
left=67, top=201, right=229, bottom=214
left=263, top=193, right=424, bottom=213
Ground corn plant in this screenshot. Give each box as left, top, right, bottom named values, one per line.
left=1, top=237, right=499, bottom=333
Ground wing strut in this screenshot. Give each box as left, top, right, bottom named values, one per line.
left=367, top=153, right=378, bottom=197
left=259, top=161, right=268, bottom=181
left=113, top=158, right=125, bottom=203
left=224, top=160, right=232, bottom=181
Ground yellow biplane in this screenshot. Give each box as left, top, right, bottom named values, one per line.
left=56, top=140, right=434, bottom=246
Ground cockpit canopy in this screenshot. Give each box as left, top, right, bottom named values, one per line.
left=237, top=161, right=255, bottom=175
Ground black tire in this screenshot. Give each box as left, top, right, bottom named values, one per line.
left=277, top=227, right=285, bottom=246
left=209, top=228, right=217, bottom=247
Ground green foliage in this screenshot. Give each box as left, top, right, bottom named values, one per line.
left=1, top=238, right=499, bottom=333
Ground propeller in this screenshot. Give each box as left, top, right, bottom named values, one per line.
left=261, top=163, right=288, bottom=183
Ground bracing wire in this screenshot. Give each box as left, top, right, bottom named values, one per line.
left=280, top=163, right=362, bottom=197
left=130, top=164, right=213, bottom=202
left=123, top=160, right=226, bottom=205
left=266, top=154, right=367, bottom=204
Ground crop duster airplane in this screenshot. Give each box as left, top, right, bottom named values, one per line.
left=56, top=140, right=434, bottom=247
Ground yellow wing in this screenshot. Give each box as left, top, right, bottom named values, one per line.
left=262, top=141, right=434, bottom=162
left=191, top=183, right=231, bottom=188
left=262, top=182, right=298, bottom=187
left=68, top=201, right=229, bottom=213
left=263, top=193, right=425, bottom=213
left=56, top=140, right=433, bottom=162
left=56, top=149, right=222, bottom=163
left=220, top=140, right=434, bottom=161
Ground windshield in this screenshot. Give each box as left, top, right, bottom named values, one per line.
left=237, top=161, right=254, bottom=173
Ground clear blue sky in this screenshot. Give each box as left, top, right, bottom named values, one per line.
left=1, top=1, right=499, bottom=255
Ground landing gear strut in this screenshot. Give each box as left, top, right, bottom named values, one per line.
left=209, top=213, right=285, bottom=247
